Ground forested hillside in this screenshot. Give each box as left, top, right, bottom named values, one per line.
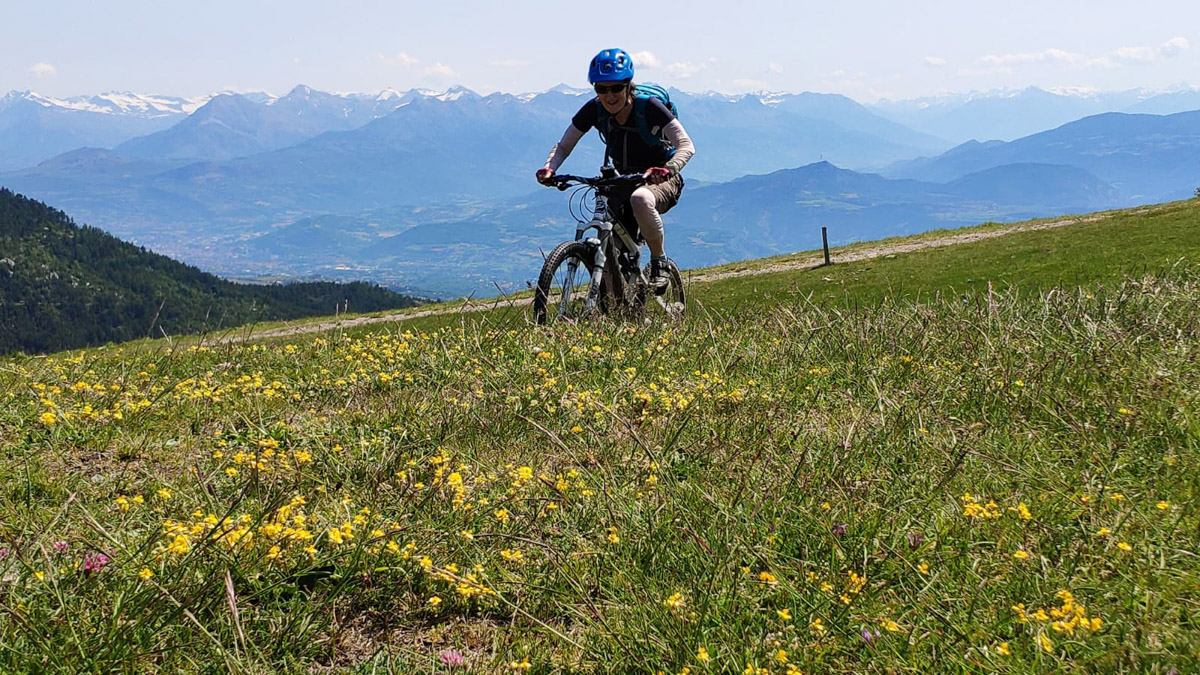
left=0, top=188, right=423, bottom=354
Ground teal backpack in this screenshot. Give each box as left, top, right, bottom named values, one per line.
left=595, top=84, right=679, bottom=160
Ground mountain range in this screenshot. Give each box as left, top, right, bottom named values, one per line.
left=0, top=91, right=201, bottom=171
left=883, top=110, right=1200, bottom=203
left=2, top=83, right=1198, bottom=299
left=7, top=84, right=1199, bottom=172
left=0, top=85, right=953, bottom=249
left=869, top=85, right=1200, bottom=143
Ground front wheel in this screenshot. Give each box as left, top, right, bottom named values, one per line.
left=638, top=259, right=686, bottom=321
left=533, top=241, right=597, bottom=325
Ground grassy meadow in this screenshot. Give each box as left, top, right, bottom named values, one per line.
left=1, top=200, right=1198, bottom=672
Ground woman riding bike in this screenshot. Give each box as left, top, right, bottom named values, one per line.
left=536, top=48, right=696, bottom=290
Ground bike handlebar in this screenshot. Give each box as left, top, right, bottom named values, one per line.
left=544, top=173, right=647, bottom=191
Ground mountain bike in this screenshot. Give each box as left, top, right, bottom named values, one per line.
left=532, top=168, right=685, bottom=325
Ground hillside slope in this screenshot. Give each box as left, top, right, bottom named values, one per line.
left=1, top=197, right=1196, bottom=672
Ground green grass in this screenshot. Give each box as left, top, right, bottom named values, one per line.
left=1, top=200, right=1198, bottom=672
left=697, top=200, right=1200, bottom=310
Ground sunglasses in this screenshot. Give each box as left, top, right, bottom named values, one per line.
left=594, top=83, right=628, bottom=95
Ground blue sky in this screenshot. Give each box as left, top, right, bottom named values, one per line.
left=4, top=0, right=1197, bottom=101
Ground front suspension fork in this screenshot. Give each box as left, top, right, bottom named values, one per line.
left=584, top=242, right=608, bottom=314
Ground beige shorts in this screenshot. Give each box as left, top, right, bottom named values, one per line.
left=645, top=172, right=685, bottom=214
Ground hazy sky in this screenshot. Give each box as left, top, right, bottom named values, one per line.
left=4, top=0, right=1197, bottom=101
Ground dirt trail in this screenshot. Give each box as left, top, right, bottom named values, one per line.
left=211, top=213, right=1111, bottom=344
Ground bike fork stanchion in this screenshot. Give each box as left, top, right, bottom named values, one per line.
left=557, top=260, right=580, bottom=319
left=584, top=244, right=607, bottom=314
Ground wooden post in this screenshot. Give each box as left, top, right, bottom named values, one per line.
left=821, top=227, right=831, bottom=266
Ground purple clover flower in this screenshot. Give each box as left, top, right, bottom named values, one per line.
left=831, top=523, right=848, bottom=537
left=52, top=541, right=69, bottom=554
left=907, top=532, right=924, bottom=550
left=82, top=552, right=111, bottom=573
left=439, top=649, right=466, bottom=667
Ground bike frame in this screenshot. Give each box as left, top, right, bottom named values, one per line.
left=553, top=172, right=647, bottom=317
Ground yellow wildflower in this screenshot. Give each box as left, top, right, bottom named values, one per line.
left=167, top=534, right=191, bottom=556
left=664, top=592, right=686, bottom=612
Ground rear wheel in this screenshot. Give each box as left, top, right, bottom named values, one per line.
left=533, top=241, right=597, bottom=325
left=638, top=259, right=686, bottom=321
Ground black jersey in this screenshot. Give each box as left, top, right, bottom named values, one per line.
left=571, top=97, right=675, bottom=174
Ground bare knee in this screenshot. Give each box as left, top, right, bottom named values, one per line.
left=630, top=188, right=656, bottom=215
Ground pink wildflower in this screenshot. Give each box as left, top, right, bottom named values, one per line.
left=82, top=552, right=111, bottom=573
left=439, top=649, right=466, bottom=667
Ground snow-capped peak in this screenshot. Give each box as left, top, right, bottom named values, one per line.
left=435, top=86, right=478, bottom=101
left=3, top=90, right=212, bottom=116
left=284, top=84, right=314, bottom=99
left=545, top=83, right=591, bottom=96
left=749, top=91, right=789, bottom=105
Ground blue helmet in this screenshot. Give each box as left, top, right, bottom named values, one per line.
left=588, top=49, right=634, bottom=84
